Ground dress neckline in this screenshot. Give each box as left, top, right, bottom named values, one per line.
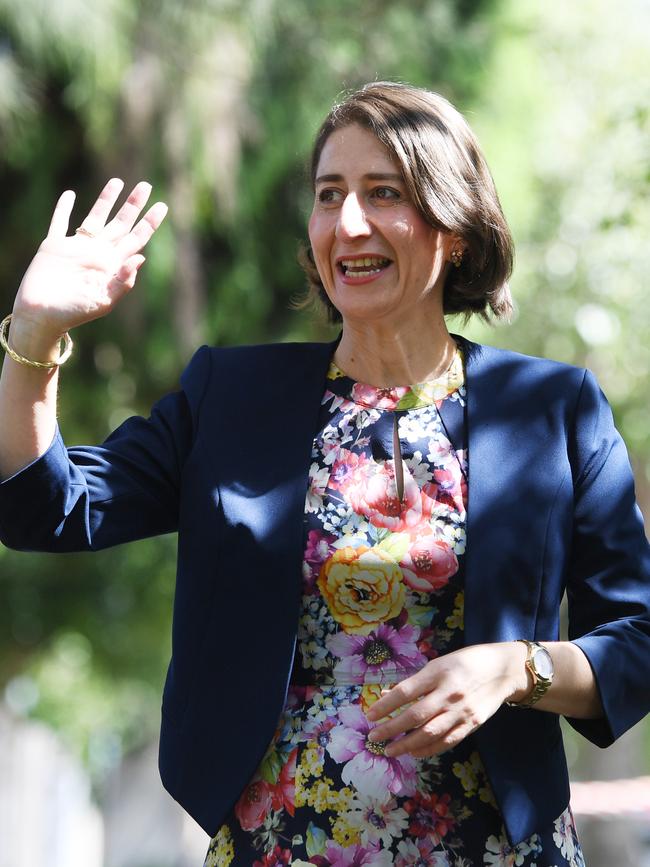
left=325, top=345, right=464, bottom=411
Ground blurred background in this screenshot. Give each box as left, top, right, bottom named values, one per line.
left=0, top=0, right=649, bottom=864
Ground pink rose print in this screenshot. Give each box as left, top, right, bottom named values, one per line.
left=271, top=746, right=297, bottom=817
left=323, top=840, right=393, bottom=866
left=327, top=622, right=427, bottom=683
left=423, top=442, right=467, bottom=514
left=329, top=449, right=372, bottom=492
left=284, top=685, right=317, bottom=711
left=433, top=466, right=466, bottom=513
left=351, top=382, right=409, bottom=411
left=348, top=466, right=423, bottom=532
left=305, top=530, right=337, bottom=567
left=404, top=791, right=456, bottom=841
left=234, top=778, right=273, bottom=830
left=252, top=844, right=292, bottom=866
left=326, top=704, right=416, bottom=797
left=400, top=535, right=458, bottom=592
left=416, top=625, right=441, bottom=661
left=304, top=530, right=337, bottom=593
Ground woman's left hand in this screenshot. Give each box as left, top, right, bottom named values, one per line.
left=365, top=642, right=529, bottom=758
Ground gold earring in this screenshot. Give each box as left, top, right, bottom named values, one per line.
left=450, top=248, right=463, bottom=268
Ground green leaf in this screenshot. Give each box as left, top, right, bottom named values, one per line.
left=368, top=526, right=389, bottom=544
left=408, top=605, right=436, bottom=628
left=306, top=822, right=328, bottom=857
left=394, top=390, right=423, bottom=411
left=259, top=750, right=282, bottom=784
left=375, top=532, right=410, bottom=561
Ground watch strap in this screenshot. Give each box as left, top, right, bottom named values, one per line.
left=506, top=640, right=553, bottom=708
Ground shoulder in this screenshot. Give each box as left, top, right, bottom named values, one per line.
left=181, top=340, right=336, bottom=386
left=177, top=339, right=337, bottom=425
left=459, top=338, right=622, bottom=462
left=458, top=335, right=585, bottom=380
left=209, top=340, right=336, bottom=366
left=457, top=335, right=590, bottom=402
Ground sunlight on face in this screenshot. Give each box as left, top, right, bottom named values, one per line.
left=308, top=124, right=452, bottom=327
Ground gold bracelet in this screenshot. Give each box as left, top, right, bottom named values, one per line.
left=0, top=314, right=73, bottom=370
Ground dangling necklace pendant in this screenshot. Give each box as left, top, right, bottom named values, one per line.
left=392, top=412, right=405, bottom=503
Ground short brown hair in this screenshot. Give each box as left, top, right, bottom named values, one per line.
left=299, top=81, right=514, bottom=322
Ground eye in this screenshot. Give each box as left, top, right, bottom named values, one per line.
left=371, top=186, right=402, bottom=203
left=317, top=188, right=343, bottom=205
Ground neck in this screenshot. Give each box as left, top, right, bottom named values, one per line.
left=334, top=313, right=456, bottom=387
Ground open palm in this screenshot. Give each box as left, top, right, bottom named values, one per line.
left=14, top=178, right=168, bottom=337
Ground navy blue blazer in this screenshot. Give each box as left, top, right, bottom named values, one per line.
left=1, top=336, right=649, bottom=846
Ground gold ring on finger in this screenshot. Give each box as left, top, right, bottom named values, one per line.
left=75, top=226, right=96, bottom=238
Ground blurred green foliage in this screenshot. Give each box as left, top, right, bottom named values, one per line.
left=464, top=1, right=650, bottom=459
left=0, top=0, right=648, bottom=779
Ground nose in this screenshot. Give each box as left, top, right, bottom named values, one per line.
left=336, top=192, right=371, bottom=240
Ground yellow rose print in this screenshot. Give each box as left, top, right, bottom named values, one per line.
left=317, top=545, right=406, bottom=634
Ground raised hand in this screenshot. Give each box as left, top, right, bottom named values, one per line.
left=11, top=179, right=168, bottom=344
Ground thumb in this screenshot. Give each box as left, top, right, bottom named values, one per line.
left=130, top=254, right=146, bottom=271
left=108, top=255, right=146, bottom=300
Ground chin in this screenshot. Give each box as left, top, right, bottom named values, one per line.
left=327, top=290, right=397, bottom=323
left=337, top=305, right=398, bottom=327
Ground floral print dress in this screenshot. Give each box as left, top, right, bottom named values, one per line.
left=204, top=348, right=585, bottom=867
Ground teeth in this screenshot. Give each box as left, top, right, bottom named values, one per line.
left=340, top=256, right=390, bottom=269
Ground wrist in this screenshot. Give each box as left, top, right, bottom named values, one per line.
left=504, top=640, right=534, bottom=704
left=506, top=640, right=555, bottom=708
left=6, top=314, right=67, bottom=363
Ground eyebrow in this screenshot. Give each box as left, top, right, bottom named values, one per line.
left=314, top=172, right=404, bottom=184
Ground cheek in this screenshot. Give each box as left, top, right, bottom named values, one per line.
left=411, top=227, right=445, bottom=268
left=308, top=214, right=335, bottom=272
left=387, top=216, right=422, bottom=250
left=308, top=214, right=325, bottom=259
left=307, top=209, right=317, bottom=240
left=387, top=221, right=419, bottom=269
left=308, top=208, right=327, bottom=241
left=307, top=215, right=332, bottom=287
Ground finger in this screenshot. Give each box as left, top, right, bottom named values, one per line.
left=125, top=253, right=146, bottom=272
left=47, top=190, right=76, bottom=239
left=368, top=693, right=438, bottom=742
left=407, top=720, right=475, bottom=759
left=116, top=201, right=168, bottom=258
left=103, top=181, right=153, bottom=240
left=366, top=673, right=430, bottom=722
left=384, top=712, right=457, bottom=757
left=106, top=254, right=146, bottom=301
left=78, top=178, right=125, bottom=235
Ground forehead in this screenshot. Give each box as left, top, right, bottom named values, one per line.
left=315, top=123, right=401, bottom=179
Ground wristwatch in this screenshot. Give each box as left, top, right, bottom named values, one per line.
left=506, top=640, right=554, bottom=708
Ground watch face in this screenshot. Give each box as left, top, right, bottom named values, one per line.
left=532, top=646, right=554, bottom=679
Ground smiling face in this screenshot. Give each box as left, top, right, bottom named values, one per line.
left=308, top=123, right=454, bottom=328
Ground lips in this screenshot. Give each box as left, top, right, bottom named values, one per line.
left=337, top=255, right=392, bottom=278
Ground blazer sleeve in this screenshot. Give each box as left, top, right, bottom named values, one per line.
left=0, top=345, right=212, bottom=553
left=565, top=368, right=650, bottom=746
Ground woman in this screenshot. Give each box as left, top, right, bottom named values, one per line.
left=1, top=83, right=648, bottom=866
